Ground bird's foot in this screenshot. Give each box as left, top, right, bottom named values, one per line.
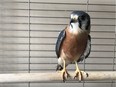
left=59, top=69, right=70, bottom=82
left=74, top=70, right=88, bottom=81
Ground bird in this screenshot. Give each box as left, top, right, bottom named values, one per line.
left=55, top=11, right=91, bottom=82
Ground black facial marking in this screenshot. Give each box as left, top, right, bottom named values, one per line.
left=70, top=11, right=91, bottom=31
left=78, top=14, right=90, bottom=30
left=70, top=23, right=73, bottom=28
left=78, top=17, right=82, bottom=29
left=80, top=15, right=85, bottom=21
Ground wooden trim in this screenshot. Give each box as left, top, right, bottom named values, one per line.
left=0, top=71, right=116, bottom=83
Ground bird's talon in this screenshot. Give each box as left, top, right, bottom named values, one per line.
left=63, top=72, right=66, bottom=82
left=80, top=72, right=83, bottom=81
left=86, top=73, right=89, bottom=77
left=66, top=72, right=70, bottom=78
left=74, top=76, right=77, bottom=80
left=74, top=72, right=79, bottom=79
left=59, top=69, right=70, bottom=82
left=74, top=71, right=83, bottom=81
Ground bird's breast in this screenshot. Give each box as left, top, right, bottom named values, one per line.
left=61, top=28, right=88, bottom=62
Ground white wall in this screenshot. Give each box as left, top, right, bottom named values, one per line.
left=0, top=0, right=115, bottom=87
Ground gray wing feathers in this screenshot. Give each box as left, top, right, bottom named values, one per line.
left=77, top=35, right=91, bottom=62
left=55, top=29, right=66, bottom=58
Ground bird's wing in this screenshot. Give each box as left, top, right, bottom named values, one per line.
left=77, top=35, right=91, bottom=62
left=55, top=29, right=66, bottom=58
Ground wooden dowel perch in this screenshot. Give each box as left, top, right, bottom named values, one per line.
left=0, top=71, right=116, bottom=83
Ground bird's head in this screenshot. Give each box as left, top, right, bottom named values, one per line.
left=70, top=11, right=91, bottom=33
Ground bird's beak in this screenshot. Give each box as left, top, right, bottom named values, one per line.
left=70, top=19, right=75, bottom=24
left=70, top=18, right=78, bottom=24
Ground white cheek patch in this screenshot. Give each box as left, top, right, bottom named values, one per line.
left=71, top=14, right=74, bottom=19
left=70, top=14, right=81, bottom=34
left=69, top=22, right=81, bottom=34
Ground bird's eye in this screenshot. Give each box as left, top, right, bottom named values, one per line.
left=80, top=15, right=85, bottom=20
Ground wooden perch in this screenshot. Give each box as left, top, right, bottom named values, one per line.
left=0, top=71, right=116, bottom=83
